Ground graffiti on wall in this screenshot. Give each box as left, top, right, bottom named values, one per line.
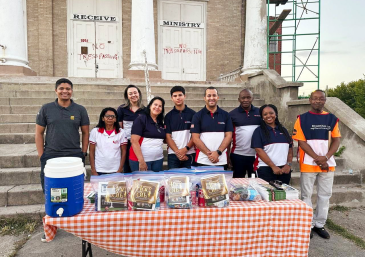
left=163, top=44, right=202, bottom=55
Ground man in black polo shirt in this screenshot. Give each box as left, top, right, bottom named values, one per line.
left=228, top=89, right=261, bottom=178
left=191, top=86, right=233, bottom=168
left=165, top=86, right=196, bottom=169
left=35, top=78, right=90, bottom=192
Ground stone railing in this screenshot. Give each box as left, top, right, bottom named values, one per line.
left=218, top=67, right=242, bottom=82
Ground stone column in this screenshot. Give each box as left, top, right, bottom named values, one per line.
left=241, top=0, right=267, bottom=76
left=129, top=0, right=158, bottom=71
left=0, top=0, right=36, bottom=75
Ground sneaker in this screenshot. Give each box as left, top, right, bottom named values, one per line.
left=310, top=229, right=314, bottom=239
left=41, top=234, right=48, bottom=243
left=313, top=226, right=330, bottom=239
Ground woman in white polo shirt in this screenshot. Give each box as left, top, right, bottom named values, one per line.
left=89, top=107, right=128, bottom=175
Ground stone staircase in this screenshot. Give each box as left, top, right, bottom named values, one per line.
left=0, top=76, right=363, bottom=219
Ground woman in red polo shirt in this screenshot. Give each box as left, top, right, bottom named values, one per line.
left=89, top=107, right=128, bottom=175
left=129, top=97, right=166, bottom=172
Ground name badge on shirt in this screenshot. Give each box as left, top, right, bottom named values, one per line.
left=70, top=116, right=75, bottom=120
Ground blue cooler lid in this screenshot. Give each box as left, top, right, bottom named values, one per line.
left=45, top=157, right=86, bottom=178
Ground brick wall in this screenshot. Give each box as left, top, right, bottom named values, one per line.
left=206, top=0, right=244, bottom=80
left=26, top=0, right=245, bottom=81
left=53, top=0, right=68, bottom=77
left=269, top=19, right=282, bottom=75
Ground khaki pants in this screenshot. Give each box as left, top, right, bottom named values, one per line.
left=300, top=171, right=334, bottom=228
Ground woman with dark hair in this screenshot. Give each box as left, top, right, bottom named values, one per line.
left=129, top=96, right=166, bottom=172
left=251, top=104, right=293, bottom=184
left=89, top=107, right=128, bottom=175
left=117, top=85, right=145, bottom=173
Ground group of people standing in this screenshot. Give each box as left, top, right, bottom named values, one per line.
left=36, top=78, right=340, bottom=241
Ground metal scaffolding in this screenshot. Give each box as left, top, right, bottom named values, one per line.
left=267, top=0, right=321, bottom=92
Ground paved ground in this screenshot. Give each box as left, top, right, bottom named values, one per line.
left=1, top=207, right=365, bottom=257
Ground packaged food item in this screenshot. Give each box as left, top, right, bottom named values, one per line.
left=269, top=180, right=299, bottom=200
left=229, top=184, right=262, bottom=201
left=255, top=184, right=286, bottom=201
left=127, top=171, right=165, bottom=211
left=195, top=170, right=232, bottom=208
left=164, top=170, right=196, bottom=209
left=90, top=173, right=128, bottom=211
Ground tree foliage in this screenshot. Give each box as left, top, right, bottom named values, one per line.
left=327, top=77, right=365, bottom=118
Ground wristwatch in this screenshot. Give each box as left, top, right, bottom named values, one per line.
left=216, top=150, right=222, bottom=156
left=286, top=162, right=292, bottom=167
left=185, top=146, right=190, bottom=151
left=82, top=152, right=88, bottom=157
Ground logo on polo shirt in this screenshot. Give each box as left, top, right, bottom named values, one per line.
left=254, top=115, right=261, bottom=117
left=113, top=141, right=118, bottom=144
left=185, top=121, right=191, bottom=123
left=70, top=116, right=75, bottom=120
left=218, top=122, right=225, bottom=125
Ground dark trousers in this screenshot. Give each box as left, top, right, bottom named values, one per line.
left=257, top=165, right=291, bottom=184
left=167, top=153, right=196, bottom=169
left=230, top=153, right=255, bottom=178
left=40, top=152, right=85, bottom=194
left=123, top=140, right=132, bottom=173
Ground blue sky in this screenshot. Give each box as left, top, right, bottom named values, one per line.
left=268, top=0, right=365, bottom=95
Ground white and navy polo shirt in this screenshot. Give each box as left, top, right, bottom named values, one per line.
left=165, top=105, right=196, bottom=155
left=89, top=127, right=128, bottom=173
left=191, top=106, right=234, bottom=165
left=229, top=105, right=261, bottom=156
left=251, top=125, right=293, bottom=168
left=129, top=115, right=166, bottom=162
left=116, top=104, right=145, bottom=140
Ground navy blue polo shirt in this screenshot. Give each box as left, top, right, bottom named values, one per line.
left=229, top=105, right=261, bottom=156
left=165, top=105, right=196, bottom=155
left=251, top=125, right=293, bottom=168
left=129, top=114, right=166, bottom=162
left=116, top=104, right=145, bottom=139
left=190, top=106, right=233, bottom=165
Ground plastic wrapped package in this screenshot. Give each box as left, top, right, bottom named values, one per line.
left=164, top=170, right=197, bottom=209
left=195, top=170, right=233, bottom=208
left=229, top=183, right=262, bottom=201
left=90, top=173, right=128, bottom=211
left=126, top=171, right=165, bottom=211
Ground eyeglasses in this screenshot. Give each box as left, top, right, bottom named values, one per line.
left=104, top=115, right=116, bottom=119
left=311, top=98, right=326, bottom=102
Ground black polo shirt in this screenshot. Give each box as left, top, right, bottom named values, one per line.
left=116, top=104, right=145, bottom=140
left=229, top=105, right=261, bottom=156
left=165, top=105, right=196, bottom=155
left=129, top=114, right=166, bottom=162
left=190, top=106, right=233, bottom=165
left=36, top=99, right=90, bottom=155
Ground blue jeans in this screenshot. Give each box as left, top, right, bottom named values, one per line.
left=129, top=158, right=164, bottom=172
left=167, top=153, right=195, bottom=169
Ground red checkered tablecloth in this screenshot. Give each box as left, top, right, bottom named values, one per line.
left=43, top=178, right=312, bottom=257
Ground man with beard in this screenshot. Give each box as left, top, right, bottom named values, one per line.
left=191, top=87, right=233, bottom=168
left=292, top=89, right=341, bottom=240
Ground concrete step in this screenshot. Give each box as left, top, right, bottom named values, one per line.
left=0, top=184, right=43, bottom=206
left=0, top=97, right=263, bottom=108
left=0, top=203, right=45, bottom=219
left=0, top=90, right=254, bottom=100
left=290, top=170, right=362, bottom=187
left=0, top=143, right=170, bottom=168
